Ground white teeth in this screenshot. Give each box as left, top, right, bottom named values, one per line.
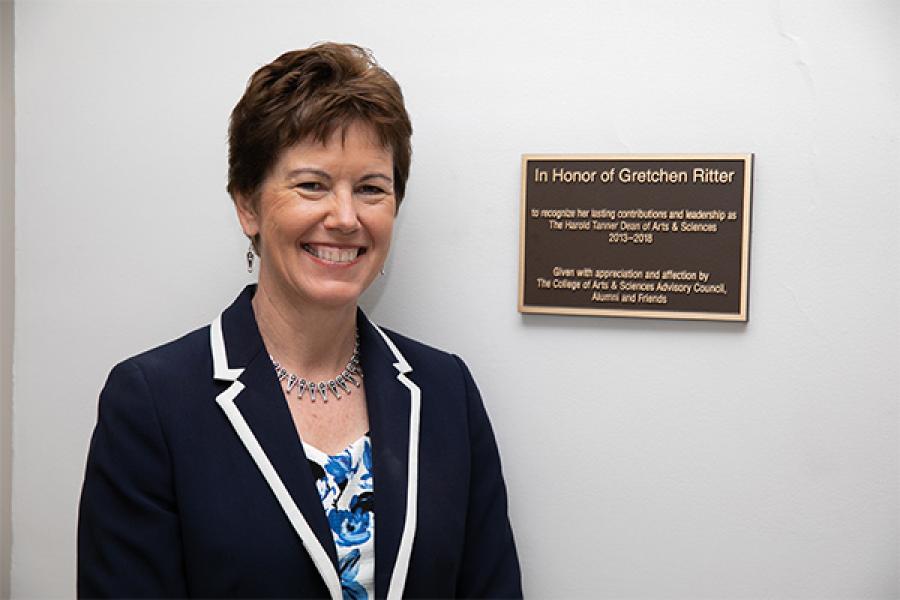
left=303, top=244, right=360, bottom=263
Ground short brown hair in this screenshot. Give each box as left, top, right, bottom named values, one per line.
left=227, top=43, right=412, bottom=205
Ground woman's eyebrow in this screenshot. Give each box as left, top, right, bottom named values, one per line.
left=284, top=169, right=392, bottom=184
left=285, top=168, right=331, bottom=180
left=360, top=173, right=393, bottom=184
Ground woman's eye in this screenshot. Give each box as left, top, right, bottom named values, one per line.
left=358, top=184, right=387, bottom=196
left=296, top=181, right=326, bottom=194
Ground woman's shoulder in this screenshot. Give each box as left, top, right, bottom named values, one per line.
left=118, top=324, right=213, bottom=379
left=370, top=323, right=458, bottom=364
left=368, top=323, right=476, bottom=388
left=102, top=324, right=216, bottom=409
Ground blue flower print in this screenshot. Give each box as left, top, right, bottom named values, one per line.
left=325, top=450, right=356, bottom=488
left=306, top=435, right=374, bottom=597
left=338, top=549, right=367, bottom=600
left=307, top=459, right=338, bottom=503
left=359, top=440, right=373, bottom=490
left=362, top=439, right=372, bottom=470
left=314, top=473, right=339, bottom=503
left=328, top=505, right=372, bottom=547
left=351, top=491, right=374, bottom=514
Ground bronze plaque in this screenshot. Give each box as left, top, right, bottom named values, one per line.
left=519, top=154, right=753, bottom=321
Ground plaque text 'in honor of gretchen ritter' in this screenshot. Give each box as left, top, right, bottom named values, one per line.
left=519, top=154, right=753, bottom=321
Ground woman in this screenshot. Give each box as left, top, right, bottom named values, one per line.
left=78, top=44, right=522, bottom=599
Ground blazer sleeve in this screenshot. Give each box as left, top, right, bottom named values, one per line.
left=452, top=355, right=524, bottom=598
left=78, top=359, right=188, bottom=598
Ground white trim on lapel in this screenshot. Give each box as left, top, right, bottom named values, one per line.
left=209, top=313, right=342, bottom=600
left=211, top=313, right=244, bottom=382
left=371, top=324, right=421, bottom=600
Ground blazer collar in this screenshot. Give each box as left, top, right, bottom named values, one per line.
left=210, top=285, right=420, bottom=600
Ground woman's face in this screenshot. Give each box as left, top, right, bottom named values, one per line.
left=236, top=122, right=396, bottom=311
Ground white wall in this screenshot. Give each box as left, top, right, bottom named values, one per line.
left=12, top=1, right=899, bottom=598
left=1, top=0, right=15, bottom=597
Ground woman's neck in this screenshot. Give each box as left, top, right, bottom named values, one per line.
left=251, top=282, right=358, bottom=382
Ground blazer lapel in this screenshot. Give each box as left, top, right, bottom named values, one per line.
left=234, top=352, right=340, bottom=566
left=211, top=287, right=342, bottom=599
left=359, top=316, right=408, bottom=599
left=358, top=313, right=421, bottom=600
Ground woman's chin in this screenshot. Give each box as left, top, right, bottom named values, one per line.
left=257, top=271, right=372, bottom=311
left=295, top=282, right=368, bottom=310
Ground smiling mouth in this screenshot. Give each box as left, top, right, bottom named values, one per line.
left=302, top=244, right=366, bottom=264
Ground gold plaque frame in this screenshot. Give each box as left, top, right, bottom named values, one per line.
left=518, top=154, right=753, bottom=321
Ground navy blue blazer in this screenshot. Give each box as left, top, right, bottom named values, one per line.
left=78, top=286, right=522, bottom=598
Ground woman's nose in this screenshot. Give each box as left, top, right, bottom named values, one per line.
left=324, top=187, right=360, bottom=233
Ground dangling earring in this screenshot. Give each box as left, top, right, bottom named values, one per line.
left=246, top=242, right=255, bottom=273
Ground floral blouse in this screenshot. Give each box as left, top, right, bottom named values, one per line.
left=303, top=434, right=375, bottom=600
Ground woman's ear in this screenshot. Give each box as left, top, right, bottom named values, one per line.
left=233, top=192, right=260, bottom=239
